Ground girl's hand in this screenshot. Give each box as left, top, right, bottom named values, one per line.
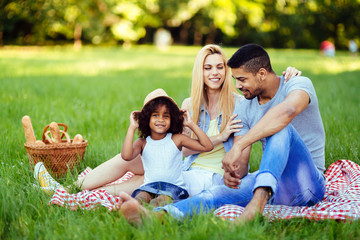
left=282, top=66, right=302, bottom=82
left=130, top=111, right=140, bottom=129
left=182, top=109, right=194, bottom=127
left=219, top=114, right=243, bottom=142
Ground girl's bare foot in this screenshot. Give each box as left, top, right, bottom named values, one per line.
left=118, top=192, right=149, bottom=225
left=150, top=194, right=173, bottom=207
left=134, top=191, right=153, bottom=204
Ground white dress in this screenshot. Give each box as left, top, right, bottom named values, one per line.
left=131, top=133, right=188, bottom=200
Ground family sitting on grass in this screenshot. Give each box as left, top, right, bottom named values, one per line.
left=34, top=43, right=326, bottom=225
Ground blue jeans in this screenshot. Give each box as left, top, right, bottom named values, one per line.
left=132, top=181, right=189, bottom=201
left=156, top=125, right=326, bottom=218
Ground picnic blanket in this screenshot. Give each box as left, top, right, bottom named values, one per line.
left=49, top=160, right=360, bottom=221
left=49, top=168, right=134, bottom=211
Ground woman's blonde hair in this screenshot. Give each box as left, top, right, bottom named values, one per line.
left=190, top=44, right=238, bottom=134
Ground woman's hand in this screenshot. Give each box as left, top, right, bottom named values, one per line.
left=219, top=114, right=243, bottom=142
left=283, top=66, right=302, bottom=82
left=129, top=111, right=140, bottom=129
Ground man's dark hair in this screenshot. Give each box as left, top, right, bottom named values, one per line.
left=135, top=97, right=184, bottom=139
left=227, top=44, right=273, bottom=74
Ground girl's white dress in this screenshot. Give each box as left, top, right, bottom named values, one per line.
left=131, top=133, right=189, bottom=200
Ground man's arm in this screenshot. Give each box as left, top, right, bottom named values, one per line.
left=223, top=90, right=309, bottom=173
left=236, top=90, right=309, bottom=150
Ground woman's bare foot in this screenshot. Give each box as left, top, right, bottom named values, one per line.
left=234, top=187, right=271, bottom=224
left=117, top=192, right=149, bottom=225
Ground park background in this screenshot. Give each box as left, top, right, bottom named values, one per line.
left=1, top=0, right=360, bottom=239
left=2, top=0, right=360, bottom=49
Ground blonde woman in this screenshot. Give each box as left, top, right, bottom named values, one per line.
left=35, top=44, right=301, bottom=197
left=180, top=45, right=243, bottom=196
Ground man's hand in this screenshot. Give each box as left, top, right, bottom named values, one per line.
left=223, top=171, right=241, bottom=189
left=222, top=146, right=243, bottom=173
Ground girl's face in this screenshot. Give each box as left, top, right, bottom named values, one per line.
left=203, top=54, right=226, bottom=91
left=149, top=104, right=171, bottom=138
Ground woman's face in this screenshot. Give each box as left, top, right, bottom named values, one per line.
left=203, top=54, right=226, bottom=91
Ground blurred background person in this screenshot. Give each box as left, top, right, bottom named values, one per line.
left=154, top=28, right=172, bottom=51
left=349, top=39, right=358, bottom=57
left=320, top=40, right=335, bottom=57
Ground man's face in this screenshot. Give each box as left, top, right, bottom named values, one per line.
left=231, top=67, right=262, bottom=100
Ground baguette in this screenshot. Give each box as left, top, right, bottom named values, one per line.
left=49, top=122, right=61, bottom=143
left=44, top=130, right=53, bottom=144
left=61, top=130, right=71, bottom=143
left=22, top=115, right=36, bottom=143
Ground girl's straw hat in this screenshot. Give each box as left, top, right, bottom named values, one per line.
left=142, top=88, right=178, bottom=109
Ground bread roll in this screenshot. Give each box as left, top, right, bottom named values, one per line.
left=35, top=140, right=46, bottom=145
left=22, top=115, right=36, bottom=143
left=49, top=122, right=61, bottom=143
left=73, top=134, right=83, bottom=144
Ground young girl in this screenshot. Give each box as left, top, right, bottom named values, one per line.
left=121, top=88, right=213, bottom=207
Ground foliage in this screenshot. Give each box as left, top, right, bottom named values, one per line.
left=2, top=0, right=112, bottom=45
left=0, top=46, right=360, bottom=238
left=2, top=0, right=360, bottom=48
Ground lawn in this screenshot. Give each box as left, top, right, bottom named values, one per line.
left=0, top=45, right=359, bottom=239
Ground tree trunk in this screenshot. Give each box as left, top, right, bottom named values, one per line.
left=193, top=30, right=202, bottom=46
left=205, top=23, right=216, bottom=45
left=179, top=21, right=191, bottom=45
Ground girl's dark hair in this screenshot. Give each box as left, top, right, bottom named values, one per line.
left=135, top=97, right=184, bottom=138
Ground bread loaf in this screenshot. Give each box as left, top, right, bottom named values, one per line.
left=49, top=122, right=61, bottom=143
left=73, top=134, right=83, bottom=144
left=22, top=115, right=36, bottom=143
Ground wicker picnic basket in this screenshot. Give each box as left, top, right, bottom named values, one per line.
left=24, top=123, right=88, bottom=178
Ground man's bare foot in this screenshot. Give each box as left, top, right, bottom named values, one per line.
left=117, top=192, right=149, bottom=225
left=234, top=187, right=271, bottom=224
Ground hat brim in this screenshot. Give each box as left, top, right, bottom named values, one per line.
left=142, top=96, right=179, bottom=111
left=142, top=88, right=179, bottom=111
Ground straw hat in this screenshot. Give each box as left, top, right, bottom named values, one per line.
left=142, top=88, right=178, bottom=110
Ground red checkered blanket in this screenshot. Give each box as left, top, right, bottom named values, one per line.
left=49, top=168, right=134, bottom=211
left=215, top=159, right=360, bottom=221
left=49, top=160, right=360, bottom=220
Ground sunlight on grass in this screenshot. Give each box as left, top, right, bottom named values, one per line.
left=266, top=48, right=360, bottom=75
left=311, top=58, right=360, bottom=74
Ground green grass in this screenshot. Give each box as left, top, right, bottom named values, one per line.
left=1, top=45, right=359, bottom=239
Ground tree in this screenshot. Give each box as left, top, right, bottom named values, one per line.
left=2, top=0, right=359, bottom=49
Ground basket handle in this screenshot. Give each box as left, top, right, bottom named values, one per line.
left=44, top=130, right=71, bottom=144
left=42, top=123, right=68, bottom=142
